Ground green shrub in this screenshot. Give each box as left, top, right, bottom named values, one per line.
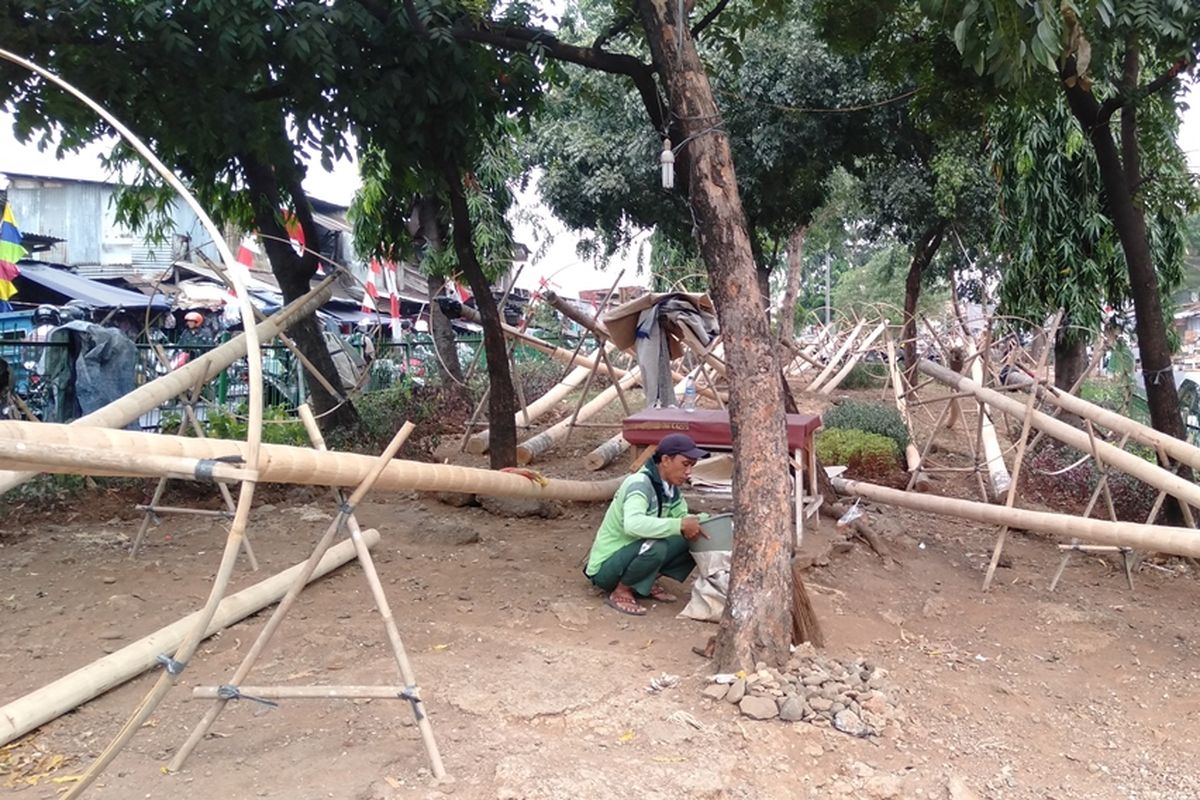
left=821, top=400, right=909, bottom=452
left=815, top=428, right=900, bottom=481
left=838, top=363, right=888, bottom=390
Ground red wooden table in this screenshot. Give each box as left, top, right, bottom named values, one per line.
left=621, top=407, right=824, bottom=542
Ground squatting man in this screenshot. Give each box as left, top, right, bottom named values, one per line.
left=583, top=433, right=711, bottom=616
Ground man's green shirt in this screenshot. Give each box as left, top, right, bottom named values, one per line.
left=584, top=464, right=689, bottom=576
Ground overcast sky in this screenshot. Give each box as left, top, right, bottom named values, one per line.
left=2, top=77, right=1198, bottom=297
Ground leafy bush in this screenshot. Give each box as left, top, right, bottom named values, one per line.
left=822, top=400, right=909, bottom=452
left=328, top=382, right=469, bottom=461
left=160, top=403, right=309, bottom=446
left=815, top=428, right=900, bottom=481
left=838, top=363, right=888, bottom=390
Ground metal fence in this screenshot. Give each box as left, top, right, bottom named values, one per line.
left=1, top=330, right=592, bottom=431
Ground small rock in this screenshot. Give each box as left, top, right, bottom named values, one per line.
left=101, top=576, right=117, bottom=585
left=702, top=684, right=729, bottom=701
left=833, top=709, right=869, bottom=737
left=478, top=495, right=564, bottom=519
left=725, top=678, right=747, bottom=704
left=431, top=492, right=478, bottom=508
left=779, top=697, right=808, bottom=722
left=809, top=696, right=833, bottom=713
left=739, top=695, right=779, bottom=720
left=947, top=776, right=983, bottom=800
left=804, top=742, right=823, bottom=758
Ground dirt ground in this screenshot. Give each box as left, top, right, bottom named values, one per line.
left=3, top=385, right=1200, bottom=800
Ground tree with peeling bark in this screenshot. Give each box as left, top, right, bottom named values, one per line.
left=443, top=0, right=816, bottom=665
left=921, top=0, right=1200, bottom=440
left=528, top=0, right=896, bottom=304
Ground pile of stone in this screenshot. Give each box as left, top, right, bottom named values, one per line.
left=701, top=654, right=899, bottom=736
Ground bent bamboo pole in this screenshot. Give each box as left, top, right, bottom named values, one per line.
left=465, top=348, right=607, bottom=455
left=0, top=530, right=378, bottom=747
left=517, top=370, right=641, bottom=466
left=919, top=359, right=1200, bottom=511
left=0, top=280, right=333, bottom=496
left=0, top=420, right=625, bottom=502
left=832, top=477, right=1200, bottom=558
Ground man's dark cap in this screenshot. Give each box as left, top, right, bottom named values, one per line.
left=657, top=433, right=709, bottom=460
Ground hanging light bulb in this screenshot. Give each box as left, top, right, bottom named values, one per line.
left=660, top=138, right=675, bottom=190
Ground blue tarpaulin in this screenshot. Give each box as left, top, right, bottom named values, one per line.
left=15, top=261, right=171, bottom=310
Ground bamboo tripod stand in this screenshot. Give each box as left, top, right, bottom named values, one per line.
left=167, top=407, right=446, bottom=778
left=129, top=371, right=258, bottom=568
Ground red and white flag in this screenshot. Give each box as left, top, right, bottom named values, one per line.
left=361, top=258, right=382, bottom=313
left=382, top=260, right=402, bottom=342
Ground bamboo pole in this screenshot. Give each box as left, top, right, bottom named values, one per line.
left=0, top=531, right=378, bottom=747
left=1010, top=371, right=1200, bottom=474
left=886, top=334, right=930, bottom=490
left=807, top=320, right=867, bottom=392
left=0, top=420, right=625, bottom=502
left=294, top=406, right=444, bottom=777
left=918, top=359, right=1200, bottom=511
left=171, top=421, right=416, bottom=771
left=464, top=358, right=599, bottom=455
left=516, top=370, right=641, bottom=465
left=819, top=321, right=887, bottom=395
left=832, top=477, right=1200, bottom=558
left=0, top=280, right=333, bottom=496
left=963, top=335, right=1011, bottom=500
left=586, top=432, right=632, bottom=471
left=982, top=312, right=1061, bottom=590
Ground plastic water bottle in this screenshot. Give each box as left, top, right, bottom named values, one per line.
left=682, top=377, right=698, bottom=412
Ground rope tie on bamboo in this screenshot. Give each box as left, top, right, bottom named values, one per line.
left=398, top=686, right=424, bottom=720
left=155, top=654, right=187, bottom=675
left=216, top=684, right=279, bottom=708
left=338, top=501, right=354, bottom=517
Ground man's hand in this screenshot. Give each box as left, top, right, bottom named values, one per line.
left=680, top=515, right=707, bottom=542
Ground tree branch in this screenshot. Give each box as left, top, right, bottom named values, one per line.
left=453, top=23, right=668, bottom=133
left=690, top=0, right=732, bottom=40
left=1096, top=50, right=1195, bottom=125
left=594, top=13, right=635, bottom=50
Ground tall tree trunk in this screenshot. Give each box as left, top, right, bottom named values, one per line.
left=1062, top=55, right=1185, bottom=443
left=241, top=154, right=358, bottom=431
left=901, top=222, right=946, bottom=381
left=427, top=273, right=464, bottom=387
left=777, top=224, right=807, bottom=344
left=442, top=164, right=518, bottom=469
left=1053, top=330, right=1087, bottom=393
left=411, top=196, right=465, bottom=391
left=637, top=0, right=795, bottom=671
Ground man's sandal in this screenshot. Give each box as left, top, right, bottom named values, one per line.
left=648, top=583, right=678, bottom=603
left=605, top=594, right=647, bottom=616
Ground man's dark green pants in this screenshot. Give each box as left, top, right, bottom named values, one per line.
left=588, top=536, right=695, bottom=596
